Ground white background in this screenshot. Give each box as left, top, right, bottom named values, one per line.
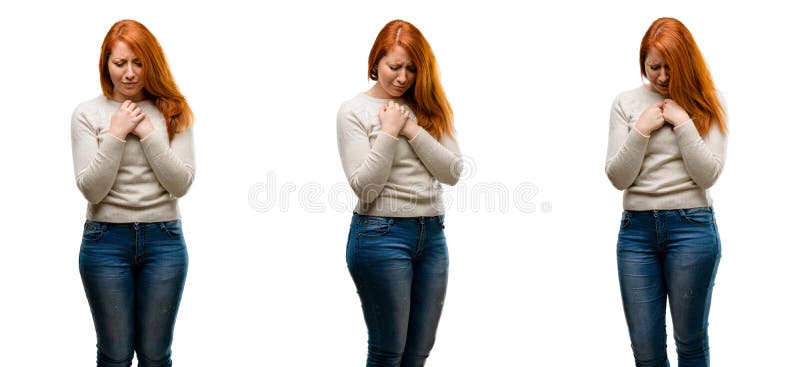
left=1, top=0, right=798, bottom=365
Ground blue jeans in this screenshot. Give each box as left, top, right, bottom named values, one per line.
left=79, top=220, right=188, bottom=367
left=617, top=207, right=721, bottom=367
left=346, top=213, right=449, bottom=367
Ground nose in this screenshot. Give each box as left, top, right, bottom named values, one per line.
left=658, top=69, right=669, bottom=83
left=396, top=69, right=407, bottom=84
left=124, top=64, right=136, bottom=80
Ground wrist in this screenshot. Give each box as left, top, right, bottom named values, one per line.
left=633, top=122, right=651, bottom=137
left=405, top=125, right=422, bottom=141
left=136, top=125, right=155, bottom=139
left=633, top=125, right=651, bottom=138
left=674, top=119, right=692, bottom=128
left=381, top=127, right=400, bottom=138
left=108, top=128, right=127, bottom=141
left=109, top=132, right=127, bottom=142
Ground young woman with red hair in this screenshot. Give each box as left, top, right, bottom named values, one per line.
left=71, top=19, right=194, bottom=366
left=606, top=17, right=727, bottom=366
left=337, top=19, right=462, bottom=366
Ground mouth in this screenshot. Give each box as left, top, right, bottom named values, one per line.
left=656, top=83, right=669, bottom=91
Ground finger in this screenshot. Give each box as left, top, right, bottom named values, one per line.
left=121, top=100, right=131, bottom=109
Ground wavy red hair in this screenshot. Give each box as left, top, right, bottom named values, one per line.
left=368, top=20, right=454, bottom=139
left=100, top=20, right=192, bottom=140
left=640, top=17, right=726, bottom=136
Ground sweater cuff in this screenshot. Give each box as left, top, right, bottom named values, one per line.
left=673, top=119, right=701, bottom=146
left=373, top=130, right=400, bottom=155
left=627, top=127, right=650, bottom=148
left=140, top=130, right=171, bottom=158
left=379, top=130, right=400, bottom=140
left=633, top=125, right=651, bottom=138
left=407, top=128, right=422, bottom=142
left=407, top=128, right=437, bottom=151
left=99, top=132, right=126, bottom=158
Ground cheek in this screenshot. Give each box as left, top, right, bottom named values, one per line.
left=380, top=69, right=394, bottom=81
left=109, top=70, right=121, bottom=84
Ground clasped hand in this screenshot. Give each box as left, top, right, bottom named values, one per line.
left=378, top=101, right=420, bottom=139
left=109, top=100, right=155, bottom=140
left=635, top=99, right=691, bottom=136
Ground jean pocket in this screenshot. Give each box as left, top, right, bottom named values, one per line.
left=357, top=216, right=393, bottom=237
left=82, top=220, right=108, bottom=242
left=620, top=211, right=632, bottom=229
left=678, top=207, right=714, bottom=225
left=158, top=220, right=183, bottom=239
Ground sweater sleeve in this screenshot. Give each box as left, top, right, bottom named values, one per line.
left=605, top=95, right=650, bottom=190
left=337, top=104, right=399, bottom=204
left=673, top=118, right=727, bottom=189
left=71, top=105, right=126, bottom=204
left=140, top=125, right=196, bottom=198
left=408, top=129, right=462, bottom=186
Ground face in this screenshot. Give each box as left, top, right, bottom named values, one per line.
left=108, top=41, right=144, bottom=102
left=371, top=45, right=416, bottom=99
left=644, top=46, right=670, bottom=95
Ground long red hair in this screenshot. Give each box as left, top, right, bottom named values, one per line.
left=368, top=20, right=454, bottom=139
left=100, top=20, right=192, bottom=140
left=640, top=17, right=726, bottom=136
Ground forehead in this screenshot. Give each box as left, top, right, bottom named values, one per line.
left=109, top=41, right=137, bottom=59
left=645, top=46, right=665, bottom=64
left=382, top=45, right=412, bottom=64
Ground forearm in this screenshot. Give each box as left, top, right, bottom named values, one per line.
left=342, top=132, right=398, bottom=203
left=73, top=133, right=126, bottom=204
left=408, top=129, right=462, bottom=186
left=605, top=128, right=649, bottom=190
left=140, top=129, right=195, bottom=197
left=674, top=122, right=726, bottom=189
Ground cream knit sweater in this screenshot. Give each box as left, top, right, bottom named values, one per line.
left=71, top=96, right=195, bottom=222
left=606, top=85, right=727, bottom=210
left=337, top=93, right=462, bottom=217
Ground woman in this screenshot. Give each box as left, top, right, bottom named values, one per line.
left=71, top=19, right=194, bottom=367
left=606, top=17, right=727, bottom=366
left=337, top=19, right=462, bottom=367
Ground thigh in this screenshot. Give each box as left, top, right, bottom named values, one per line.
left=664, top=209, right=721, bottom=345
left=403, top=217, right=449, bottom=365
left=348, top=215, right=416, bottom=354
left=78, top=221, right=136, bottom=362
left=616, top=212, right=668, bottom=362
left=135, top=221, right=188, bottom=364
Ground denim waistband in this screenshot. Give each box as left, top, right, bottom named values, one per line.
left=352, top=212, right=444, bottom=222
left=625, top=206, right=713, bottom=215
left=85, top=219, right=180, bottom=227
